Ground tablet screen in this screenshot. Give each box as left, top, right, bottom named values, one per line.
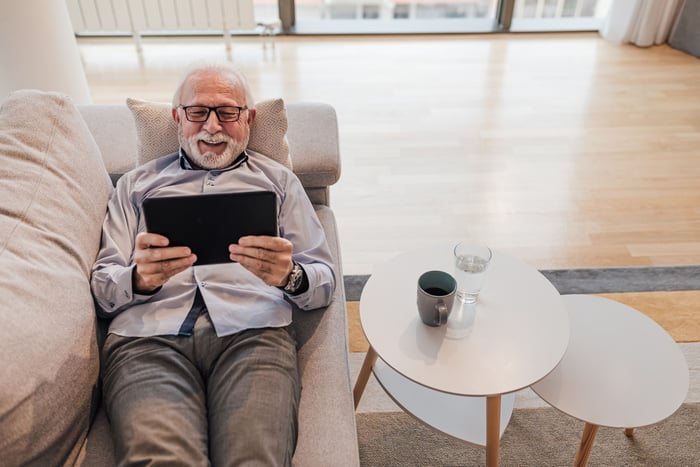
left=142, top=191, right=277, bottom=265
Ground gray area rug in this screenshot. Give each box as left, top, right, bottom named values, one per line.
left=344, top=265, right=700, bottom=300
left=357, top=404, right=700, bottom=466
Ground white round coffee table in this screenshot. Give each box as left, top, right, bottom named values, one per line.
left=353, top=244, right=569, bottom=467
left=530, top=294, right=689, bottom=466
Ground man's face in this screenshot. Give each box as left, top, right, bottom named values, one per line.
left=174, top=72, right=254, bottom=170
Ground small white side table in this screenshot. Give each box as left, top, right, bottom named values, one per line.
left=530, top=294, right=689, bottom=466
left=353, top=244, right=569, bottom=467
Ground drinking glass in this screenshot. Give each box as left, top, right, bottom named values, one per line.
left=453, top=243, right=492, bottom=304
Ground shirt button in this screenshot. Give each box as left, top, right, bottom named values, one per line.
left=200, top=282, right=207, bottom=288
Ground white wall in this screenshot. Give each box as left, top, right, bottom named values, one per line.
left=0, top=0, right=91, bottom=103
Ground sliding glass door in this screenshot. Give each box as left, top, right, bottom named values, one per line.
left=273, top=0, right=610, bottom=33
left=510, top=0, right=611, bottom=31
left=284, top=0, right=500, bottom=33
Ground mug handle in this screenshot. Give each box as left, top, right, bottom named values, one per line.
left=436, top=301, right=449, bottom=325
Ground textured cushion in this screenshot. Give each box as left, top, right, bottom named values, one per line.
left=0, top=90, right=113, bottom=464
left=127, top=97, right=292, bottom=170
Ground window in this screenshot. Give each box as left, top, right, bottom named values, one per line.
left=292, top=0, right=499, bottom=33
left=510, top=0, right=611, bottom=31
left=287, top=0, right=610, bottom=34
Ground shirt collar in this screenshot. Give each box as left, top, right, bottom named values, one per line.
left=178, top=149, right=249, bottom=172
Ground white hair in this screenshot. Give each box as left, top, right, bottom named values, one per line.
left=171, top=61, right=255, bottom=108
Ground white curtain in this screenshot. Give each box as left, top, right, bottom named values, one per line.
left=600, top=0, right=683, bottom=47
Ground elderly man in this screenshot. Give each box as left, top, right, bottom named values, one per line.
left=91, top=62, right=335, bottom=466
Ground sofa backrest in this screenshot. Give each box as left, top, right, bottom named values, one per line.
left=78, top=101, right=341, bottom=206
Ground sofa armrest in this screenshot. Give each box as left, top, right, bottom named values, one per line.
left=292, top=206, right=359, bottom=466
left=286, top=103, right=341, bottom=193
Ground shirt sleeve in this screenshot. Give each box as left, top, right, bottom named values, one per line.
left=278, top=172, right=337, bottom=310
left=90, top=176, right=152, bottom=317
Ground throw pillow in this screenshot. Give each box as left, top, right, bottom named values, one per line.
left=127, top=97, right=292, bottom=170
left=0, top=90, right=112, bottom=465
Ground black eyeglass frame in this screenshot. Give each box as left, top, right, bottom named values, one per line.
left=178, top=105, right=248, bottom=123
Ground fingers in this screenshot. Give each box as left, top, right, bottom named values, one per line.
left=229, top=236, right=293, bottom=287
left=237, top=235, right=290, bottom=252
left=136, top=232, right=170, bottom=249
left=133, top=232, right=197, bottom=293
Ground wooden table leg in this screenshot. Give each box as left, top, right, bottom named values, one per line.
left=624, top=428, right=634, bottom=437
left=574, top=422, right=599, bottom=467
left=353, top=346, right=378, bottom=409
left=486, top=395, right=501, bottom=467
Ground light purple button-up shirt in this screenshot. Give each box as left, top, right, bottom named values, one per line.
left=91, top=150, right=336, bottom=337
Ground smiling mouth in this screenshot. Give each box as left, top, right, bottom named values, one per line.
left=199, top=140, right=227, bottom=151
left=201, top=140, right=225, bottom=146
left=197, top=139, right=227, bottom=157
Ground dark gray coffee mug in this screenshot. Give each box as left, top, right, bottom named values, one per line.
left=417, top=270, right=457, bottom=326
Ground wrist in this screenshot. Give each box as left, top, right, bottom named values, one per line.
left=280, top=261, right=305, bottom=294
left=132, top=268, right=161, bottom=295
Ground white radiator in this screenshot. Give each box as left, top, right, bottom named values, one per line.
left=65, top=0, right=281, bottom=50
left=67, top=0, right=256, bottom=34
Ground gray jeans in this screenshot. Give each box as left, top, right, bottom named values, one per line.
left=101, top=313, right=300, bottom=467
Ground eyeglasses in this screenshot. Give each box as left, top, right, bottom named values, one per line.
left=178, top=105, right=248, bottom=123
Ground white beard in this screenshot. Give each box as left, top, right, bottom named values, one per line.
left=181, top=130, right=249, bottom=170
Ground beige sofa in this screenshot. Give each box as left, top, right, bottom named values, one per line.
left=0, top=90, right=359, bottom=466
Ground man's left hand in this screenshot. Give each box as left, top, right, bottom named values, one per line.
left=229, top=236, right=294, bottom=287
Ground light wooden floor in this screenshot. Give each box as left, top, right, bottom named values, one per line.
left=79, top=32, right=700, bottom=275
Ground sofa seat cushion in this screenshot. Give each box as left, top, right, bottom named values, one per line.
left=0, top=90, right=113, bottom=465
left=127, top=97, right=292, bottom=170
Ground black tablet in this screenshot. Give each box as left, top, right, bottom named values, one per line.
left=142, top=191, right=277, bottom=265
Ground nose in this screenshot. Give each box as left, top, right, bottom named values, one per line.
left=202, top=110, right=223, bottom=132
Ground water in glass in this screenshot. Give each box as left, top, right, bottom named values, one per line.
left=454, top=253, right=489, bottom=303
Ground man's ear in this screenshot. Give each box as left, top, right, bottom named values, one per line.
left=248, top=108, right=256, bottom=126
left=172, top=106, right=180, bottom=124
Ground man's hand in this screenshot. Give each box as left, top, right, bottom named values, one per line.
left=133, top=232, right=197, bottom=294
left=229, top=236, right=294, bottom=287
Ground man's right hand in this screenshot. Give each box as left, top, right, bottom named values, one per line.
left=133, top=232, right=197, bottom=294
